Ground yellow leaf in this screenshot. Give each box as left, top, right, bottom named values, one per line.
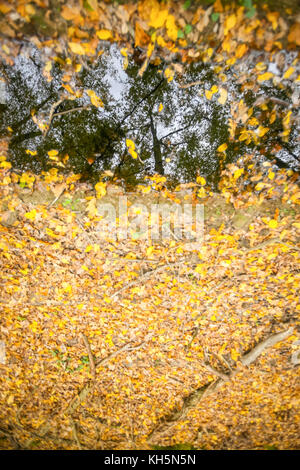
left=48, top=149, right=58, bottom=157
left=269, top=110, right=276, bottom=124
left=96, top=29, right=113, bottom=40
left=268, top=219, right=278, bottom=229
left=197, top=187, right=206, bottom=198
left=122, top=56, right=128, bottom=71
left=233, top=168, right=244, bottom=180
left=268, top=171, right=275, bottom=180
left=147, top=42, right=155, bottom=58
left=164, top=68, right=174, bottom=82
left=257, top=72, right=274, bottom=81
left=231, top=348, right=238, bottom=361
left=255, top=182, right=265, bottom=191
left=44, top=61, right=52, bottom=73
left=0, top=161, right=11, bottom=169
left=205, top=89, right=213, bottom=100
left=86, top=89, right=104, bottom=108
left=218, top=88, right=227, bottom=105
left=146, top=246, right=154, bottom=257
left=283, top=67, right=295, bottom=79
left=257, top=126, right=269, bottom=137
left=126, top=139, right=135, bottom=149
left=25, top=209, right=37, bottom=221
left=86, top=197, right=98, bottom=217
left=248, top=117, right=259, bottom=126
left=25, top=4, right=35, bottom=16
left=26, top=149, right=37, bottom=156
left=69, top=42, right=86, bottom=55
left=282, top=110, right=292, bottom=128
left=267, top=12, right=279, bottom=30
left=128, top=148, right=138, bottom=159
left=255, top=62, right=267, bottom=71
left=224, top=14, right=236, bottom=35
left=166, top=14, right=178, bottom=41
left=7, top=395, right=14, bottom=405
left=62, top=282, right=72, bottom=293
left=290, top=192, right=300, bottom=203
left=158, top=103, right=163, bottom=112
left=149, top=7, right=168, bottom=29
left=95, top=181, right=107, bottom=198
left=217, top=143, right=228, bottom=152
left=235, top=43, right=248, bottom=59
left=196, top=176, right=206, bottom=186
left=62, top=83, right=76, bottom=95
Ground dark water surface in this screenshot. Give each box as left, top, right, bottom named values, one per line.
left=0, top=42, right=299, bottom=188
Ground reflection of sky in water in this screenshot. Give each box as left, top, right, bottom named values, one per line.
left=0, top=80, right=6, bottom=104
left=0, top=42, right=299, bottom=183
left=106, top=44, right=130, bottom=101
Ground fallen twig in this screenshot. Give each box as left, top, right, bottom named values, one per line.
left=47, top=187, right=66, bottom=208
left=241, top=327, right=294, bottom=366
left=202, top=362, right=231, bottom=382
left=70, top=418, right=82, bottom=450
left=147, top=326, right=294, bottom=442
left=81, top=333, right=96, bottom=378
left=66, top=339, right=151, bottom=416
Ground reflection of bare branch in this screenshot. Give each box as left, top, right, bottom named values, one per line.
left=253, top=96, right=291, bottom=107
left=160, top=114, right=210, bottom=142
left=178, top=80, right=203, bottom=89
left=52, top=105, right=91, bottom=119
left=43, top=98, right=64, bottom=137
left=10, top=94, right=55, bottom=133
left=44, top=100, right=91, bottom=137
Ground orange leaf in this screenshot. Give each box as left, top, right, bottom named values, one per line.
left=287, top=23, right=300, bottom=45
left=135, top=22, right=150, bottom=47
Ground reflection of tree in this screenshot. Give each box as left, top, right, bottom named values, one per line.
left=110, top=60, right=235, bottom=186
left=149, top=107, right=164, bottom=175
left=1, top=45, right=298, bottom=186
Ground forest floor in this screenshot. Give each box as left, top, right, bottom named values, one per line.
left=0, top=166, right=299, bottom=450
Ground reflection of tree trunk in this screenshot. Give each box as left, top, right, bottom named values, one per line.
left=149, top=112, right=164, bottom=175
left=11, top=130, right=42, bottom=144
left=10, top=94, right=55, bottom=133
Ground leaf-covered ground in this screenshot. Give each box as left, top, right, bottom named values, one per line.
left=0, top=0, right=299, bottom=451
left=0, top=161, right=299, bottom=450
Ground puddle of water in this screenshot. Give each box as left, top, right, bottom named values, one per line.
left=0, top=42, right=299, bottom=189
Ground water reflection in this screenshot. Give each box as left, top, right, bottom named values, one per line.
left=0, top=42, right=298, bottom=188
